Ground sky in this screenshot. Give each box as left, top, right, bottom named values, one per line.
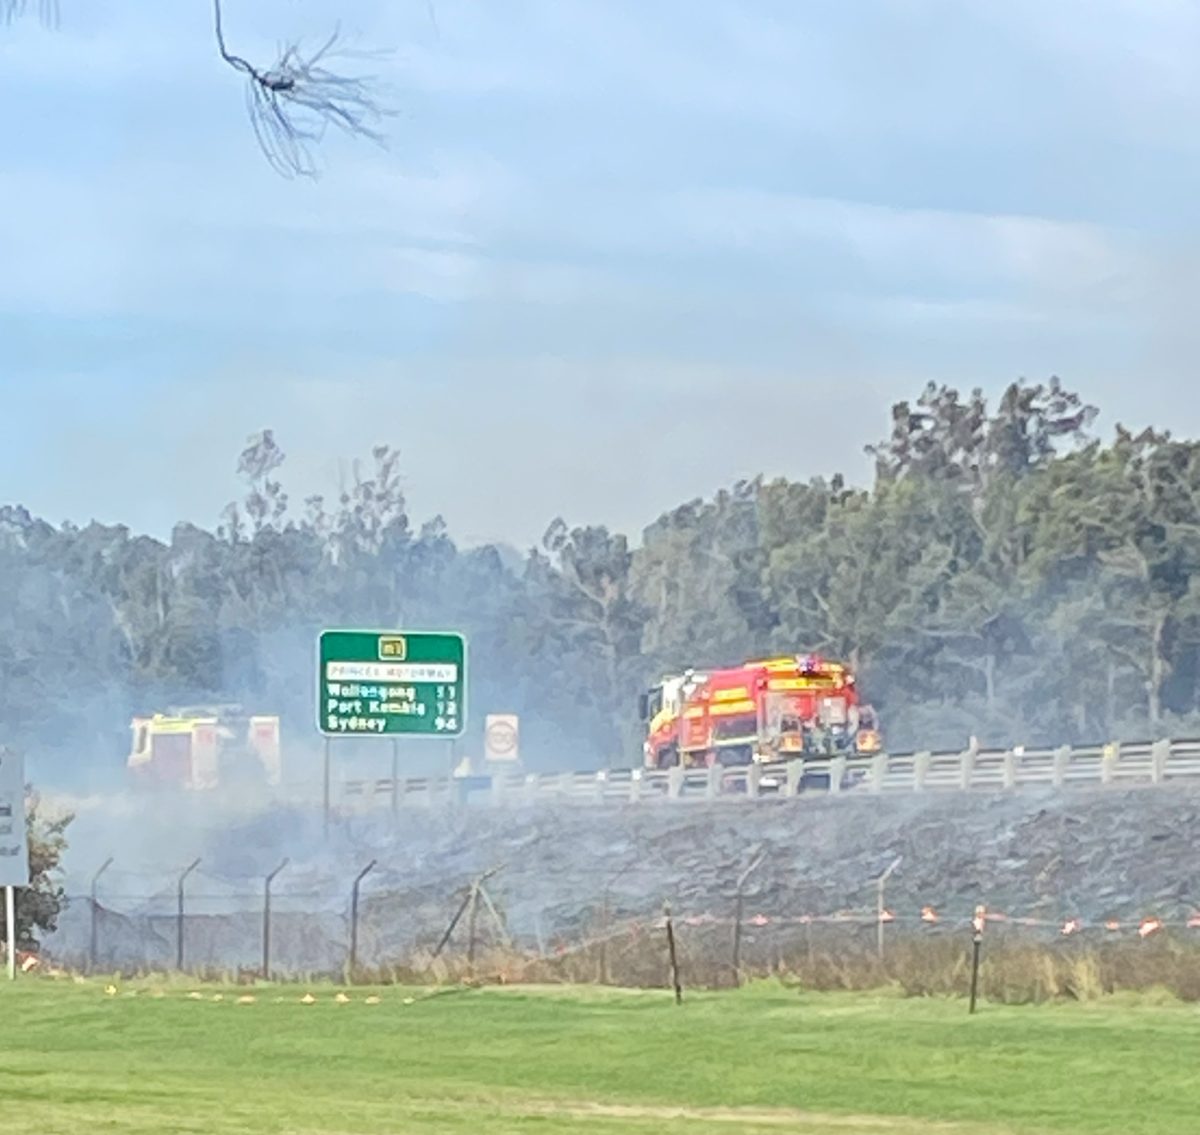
left=1, top=0, right=1198, bottom=549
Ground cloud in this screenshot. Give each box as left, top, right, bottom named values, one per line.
left=2, top=0, right=1200, bottom=550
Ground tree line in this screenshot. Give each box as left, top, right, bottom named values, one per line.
left=3, top=376, right=1198, bottom=781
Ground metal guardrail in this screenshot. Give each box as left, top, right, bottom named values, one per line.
left=339, top=738, right=1200, bottom=810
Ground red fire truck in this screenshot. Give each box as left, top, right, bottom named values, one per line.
left=638, top=655, right=880, bottom=769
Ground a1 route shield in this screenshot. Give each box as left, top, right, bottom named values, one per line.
left=318, top=630, right=466, bottom=738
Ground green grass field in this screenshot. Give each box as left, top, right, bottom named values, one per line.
left=0, top=980, right=1195, bottom=1134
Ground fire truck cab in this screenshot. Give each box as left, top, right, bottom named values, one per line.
left=639, top=654, right=881, bottom=769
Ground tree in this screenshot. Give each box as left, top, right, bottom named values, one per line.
left=3, top=0, right=393, bottom=178
left=0, top=782, right=72, bottom=952
left=632, top=480, right=761, bottom=670
left=5, top=377, right=1200, bottom=775
left=525, top=521, right=649, bottom=767
left=867, top=378, right=1096, bottom=500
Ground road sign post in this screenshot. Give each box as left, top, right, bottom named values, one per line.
left=0, top=749, right=29, bottom=981
left=318, top=631, right=467, bottom=830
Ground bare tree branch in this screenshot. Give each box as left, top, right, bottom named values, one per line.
left=6, top=1, right=394, bottom=178
left=2, top=0, right=58, bottom=27
left=213, top=0, right=393, bottom=179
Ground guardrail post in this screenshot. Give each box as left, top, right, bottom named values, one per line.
left=785, top=761, right=803, bottom=797
left=746, top=762, right=762, bottom=799
left=1101, top=742, right=1118, bottom=785
left=1151, top=739, right=1170, bottom=784
left=913, top=751, right=931, bottom=791
left=630, top=772, right=643, bottom=803
left=706, top=763, right=724, bottom=799
left=961, top=747, right=976, bottom=789
left=871, top=752, right=887, bottom=792
left=1002, top=749, right=1018, bottom=790
left=829, top=755, right=846, bottom=794
left=667, top=766, right=685, bottom=799
left=1053, top=745, right=1071, bottom=787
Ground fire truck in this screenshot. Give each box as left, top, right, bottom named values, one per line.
left=127, top=706, right=281, bottom=790
left=638, top=655, right=881, bottom=769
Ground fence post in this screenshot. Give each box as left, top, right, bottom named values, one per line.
left=667, top=766, right=685, bottom=799
left=349, top=860, right=377, bottom=982
left=664, top=902, right=682, bottom=1004
left=745, top=762, right=762, bottom=799
left=731, top=850, right=764, bottom=987
left=829, top=755, right=846, bottom=794
left=176, top=858, right=201, bottom=973
left=466, top=880, right=481, bottom=977
left=969, top=904, right=985, bottom=1015
left=262, top=858, right=289, bottom=981
left=876, top=855, right=902, bottom=963
left=784, top=761, right=803, bottom=797
left=706, top=763, right=724, bottom=799
left=871, top=752, right=888, bottom=792
left=89, top=857, right=113, bottom=974
left=598, top=888, right=611, bottom=985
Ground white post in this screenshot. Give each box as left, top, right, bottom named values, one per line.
left=961, top=747, right=976, bottom=790
left=1151, top=739, right=1170, bottom=785
left=4, top=886, right=14, bottom=981
left=871, top=752, right=887, bottom=792
left=1002, top=750, right=1018, bottom=790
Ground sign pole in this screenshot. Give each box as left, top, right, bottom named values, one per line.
left=317, top=629, right=467, bottom=807
left=0, top=747, right=29, bottom=981
left=323, top=737, right=331, bottom=840
left=390, top=739, right=399, bottom=819
left=5, top=885, right=16, bottom=981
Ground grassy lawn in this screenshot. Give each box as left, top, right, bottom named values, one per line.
left=0, top=980, right=1195, bottom=1134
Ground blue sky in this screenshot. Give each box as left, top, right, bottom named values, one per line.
left=1, top=0, right=1198, bottom=548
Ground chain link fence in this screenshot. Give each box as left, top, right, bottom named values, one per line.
left=36, top=861, right=1200, bottom=1002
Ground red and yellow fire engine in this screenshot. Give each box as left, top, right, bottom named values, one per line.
left=638, top=655, right=881, bottom=769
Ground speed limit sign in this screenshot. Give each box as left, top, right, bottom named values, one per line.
left=484, top=715, right=519, bottom=762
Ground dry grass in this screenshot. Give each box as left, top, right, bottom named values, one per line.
left=81, top=925, right=1200, bottom=1004
left=352, top=930, right=1200, bottom=1004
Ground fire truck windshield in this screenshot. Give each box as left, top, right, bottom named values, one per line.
left=712, top=714, right=757, bottom=741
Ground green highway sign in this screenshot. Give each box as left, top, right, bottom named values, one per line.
left=317, top=630, right=466, bottom=738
